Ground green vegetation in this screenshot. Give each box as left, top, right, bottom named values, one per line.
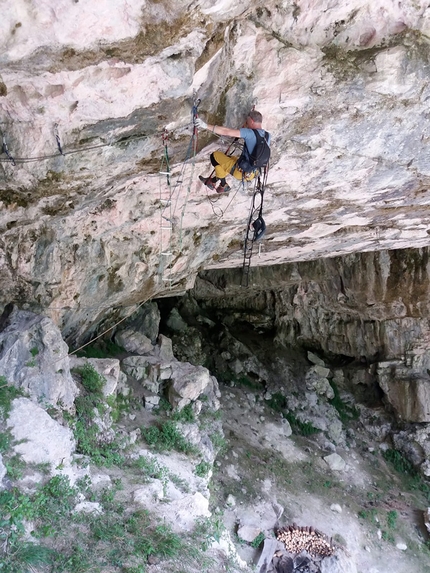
left=266, top=392, right=320, bottom=436
left=77, top=363, right=105, bottom=394
left=172, top=403, right=195, bottom=423
left=283, top=412, right=320, bottom=436
left=328, top=381, right=360, bottom=423
left=218, top=371, right=262, bottom=390
left=75, top=339, right=125, bottom=359
left=70, top=364, right=125, bottom=467
left=128, top=454, right=168, bottom=482
left=358, top=508, right=378, bottom=524
left=387, top=510, right=398, bottom=530
left=383, top=448, right=430, bottom=502
left=250, top=532, right=265, bottom=548
left=153, top=396, right=172, bottom=414
left=0, top=380, right=23, bottom=418
left=142, top=420, right=196, bottom=455
left=0, top=473, right=187, bottom=572
left=194, top=514, right=225, bottom=551
left=195, top=461, right=211, bottom=477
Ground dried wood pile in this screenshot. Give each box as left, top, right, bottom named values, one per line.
left=276, top=524, right=335, bottom=558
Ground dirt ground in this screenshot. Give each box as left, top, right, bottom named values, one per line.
left=204, top=381, right=430, bottom=573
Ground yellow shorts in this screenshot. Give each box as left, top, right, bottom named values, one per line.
left=213, top=151, right=256, bottom=181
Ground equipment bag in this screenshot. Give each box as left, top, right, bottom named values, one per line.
left=237, top=129, right=270, bottom=174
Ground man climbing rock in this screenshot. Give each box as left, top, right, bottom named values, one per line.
left=196, top=110, right=271, bottom=193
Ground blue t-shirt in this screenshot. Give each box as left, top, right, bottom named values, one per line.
left=239, top=128, right=271, bottom=154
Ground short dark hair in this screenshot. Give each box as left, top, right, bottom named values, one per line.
left=248, top=110, right=263, bottom=123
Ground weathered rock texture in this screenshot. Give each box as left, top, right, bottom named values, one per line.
left=0, top=305, right=78, bottom=409
left=2, top=1, right=430, bottom=341
left=191, top=247, right=430, bottom=422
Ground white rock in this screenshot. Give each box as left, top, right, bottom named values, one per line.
left=0, top=454, right=6, bottom=484
left=323, top=453, right=346, bottom=471
left=0, top=308, right=78, bottom=410
left=114, top=328, right=153, bottom=355
left=74, top=501, right=103, bottom=515
left=237, top=525, right=261, bottom=543
left=330, top=504, right=342, bottom=513
left=307, top=351, right=326, bottom=366
left=396, top=542, right=407, bottom=551
left=7, top=397, right=75, bottom=467
left=70, top=356, right=120, bottom=396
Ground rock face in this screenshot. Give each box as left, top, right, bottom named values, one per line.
left=0, top=305, right=78, bottom=409
left=189, top=248, right=430, bottom=422
left=2, top=1, right=430, bottom=341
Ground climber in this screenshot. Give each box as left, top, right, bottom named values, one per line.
left=196, top=110, right=271, bottom=193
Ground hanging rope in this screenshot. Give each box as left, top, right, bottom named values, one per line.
left=155, top=96, right=202, bottom=289
left=158, top=129, right=174, bottom=288
left=178, top=97, right=200, bottom=250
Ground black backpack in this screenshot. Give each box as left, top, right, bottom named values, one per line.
left=237, top=129, right=270, bottom=174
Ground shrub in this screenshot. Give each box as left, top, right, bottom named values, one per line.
left=142, top=421, right=196, bottom=455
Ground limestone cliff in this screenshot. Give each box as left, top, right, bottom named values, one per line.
left=2, top=1, right=430, bottom=341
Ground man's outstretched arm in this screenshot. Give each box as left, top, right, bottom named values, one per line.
left=195, top=118, right=241, bottom=138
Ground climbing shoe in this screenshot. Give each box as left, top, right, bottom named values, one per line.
left=199, top=175, right=216, bottom=190
left=217, top=183, right=231, bottom=194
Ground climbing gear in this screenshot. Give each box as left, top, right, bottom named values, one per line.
left=199, top=175, right=217, bottom=190
left=195, top=118, right=208, bottom=130
left=237, top=129, right=270, bottom=175
left=157, top=95, right=201, bottom=289
left=217, top=183, right=231, bottom=194
left=54, top=123, right=64, bottom=156
left=158, top=129, right=174, bottom=288
left=1, top=131, right=15, bottom=166
left=251, top=214, right=266, bottom=241
left=241, top=163, right=269, bottom=287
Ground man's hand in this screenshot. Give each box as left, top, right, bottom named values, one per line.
left=195, top=118, right=208, bottom=130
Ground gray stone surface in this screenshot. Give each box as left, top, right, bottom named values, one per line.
left=1, top=2, right=430, bottom=347
left=70, top=356, right=120, bottom=396
left=6, top=397, right=75, bottom=467
left=0, top=307, right=78, bottom=410
left=323, top=453, right=346, bottom=472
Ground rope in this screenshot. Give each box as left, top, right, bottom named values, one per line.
left=178, top=98, right=200, bottom=250
left=158, top=129, right=174, bottom=288
left=52, top=295, right=152, bottom=364
left=0, top=129, right=157, bottom=164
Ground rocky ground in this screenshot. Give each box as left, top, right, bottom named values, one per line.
left=1, top=304, right=430, bottom=573
left=210, top=380, right=430, bottom=573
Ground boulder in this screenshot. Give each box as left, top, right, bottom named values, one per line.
left=70, top=356, right=121, bottom=396
left=305, top=365, right=334, bottom=399
left=424, top=508, right=430, bottom=534
left=323, top=453, right=346, bottom=471
left=114, top=328, right=153, bottom=355
left=0, top=307, right=78, bottom=410
left=168, top=361, right=212, bottom=410
left=378, top=361, right=430, bottom=422
left=6, top=397, right=75, bottom=468
left=127, top=302, right=161, bottom=344
left=121, top=355, right=162, bottom=393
